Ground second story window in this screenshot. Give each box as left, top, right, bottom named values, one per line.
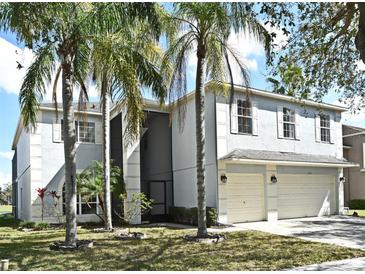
left=320, top=115, right=330, bottom=143
left=61, top=120, right=96, bottom=143
left=78, top=121, right=95, bottom=143
left=283, top=107, right=295, bottom=139
left=237, top=99, right=252, bottom=134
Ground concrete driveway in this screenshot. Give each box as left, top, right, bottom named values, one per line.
left=233, top=216, right=365, bottom=250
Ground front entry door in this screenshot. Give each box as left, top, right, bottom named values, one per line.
left=147, top=181, right=167, bottom=222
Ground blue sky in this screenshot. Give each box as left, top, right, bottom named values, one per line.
left=0, top=24, right=364, bottom=188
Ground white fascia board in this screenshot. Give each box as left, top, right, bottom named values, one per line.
left=222, top=158, right=359, bottom=168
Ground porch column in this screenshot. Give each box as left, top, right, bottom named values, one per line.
left=265, top=164, right=278, bottom=222
left=336, top=167, right=345, bottom=215
left=122, top=111, right=141, bottom=224
left=217, top=160, right=228, bottom=224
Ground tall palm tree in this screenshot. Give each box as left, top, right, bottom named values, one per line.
left=90, top=4, right=165, bottom=230
left=162, top=3, right=271, bottom=237
left=0, top=3, right=95, bottom=246
left=0, top=2, right=163, bottom=245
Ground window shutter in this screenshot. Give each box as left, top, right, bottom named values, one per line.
left=277, top=106, right=284, bottom=138
left=330, top=115, right=335, bottom=144
left=53, top=122, right=61, bottom=143
left=315, top=114, right=321, bottom=142
left=252, top=103, right=258, bottom=136
left=230, top=99, right=238, bottom=134
left=295, top=109, right=300, bottom=140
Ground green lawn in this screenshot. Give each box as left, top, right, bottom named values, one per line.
left=0, top=205, right=11, bottom=213
left=348, top=209, right=365, bottom=217
left=0, top=214, right=364, bottom=271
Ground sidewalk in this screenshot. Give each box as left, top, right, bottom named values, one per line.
left=288, top=257, right=365, bottom=271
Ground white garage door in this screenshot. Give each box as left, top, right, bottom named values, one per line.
left=227, top=173, right=265, bottom=223
left=278, top=174, right=335, bottom=219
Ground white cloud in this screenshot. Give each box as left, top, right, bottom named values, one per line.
left=0, top=171, right=11, bottom=188
left=0, top=38, right=100, bottom=102
left=0, top=38, right=34, bottom=95
left=0, top=151, right=14, bottom=160
left=332, top=99, right=365, bottom=127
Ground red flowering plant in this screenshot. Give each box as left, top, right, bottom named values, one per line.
left=36, top=187, right=47, bottom=221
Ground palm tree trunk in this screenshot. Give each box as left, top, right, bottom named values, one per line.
left=102, top=77, right=112, bottom=230
left=195, top=44, right=208, bottom=238
left=61, top=51, right=78, bottom=246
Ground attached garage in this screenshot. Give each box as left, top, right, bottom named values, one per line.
left=278, top=174, right=336, bottom=219
left=226, top=173, right=265, bottom=223
left=219, top=149, right=357, bottom=224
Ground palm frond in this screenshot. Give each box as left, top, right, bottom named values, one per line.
left=19, top=43, right=56, bottom=130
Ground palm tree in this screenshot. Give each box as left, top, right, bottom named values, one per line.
left=0, top=3, right=96, bottom=246
left=90, top=4, right=165, bottom=230
left=162, top=3, right=271, bottom=237
left=77, top=160, right=124, bottom=223
left=0, top=2, right=165, bottom=245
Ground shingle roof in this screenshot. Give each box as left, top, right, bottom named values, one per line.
left=40, top=102, right=101, bottom=113
left=220, top=149, right=355, bottom=166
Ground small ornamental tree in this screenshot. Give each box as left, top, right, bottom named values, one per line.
left=48, top=190, right=62, bottom=223
left=116, top=193, right=153, bottom=234
left=36, top=187, right=47, bottom=221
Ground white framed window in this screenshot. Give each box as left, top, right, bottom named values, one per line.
left=320, top=114, right=331, bottom=143
left=59, top=120, right=96, bottom=143
left=237, top=99, right=252, bottom=134
left=283, top=107, right=296, bottom=139
left=62, top=185, right=99, bottom=215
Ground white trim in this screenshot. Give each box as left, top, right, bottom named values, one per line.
left=230, top=98, right=238, bottom=134
left=222, top=158, right=359, bottom=168
left=252, top=102, right=258, bottom=136
left=39, top=106, right=102, bottom=116
left=343, top=131, right=365, bottom=138
left=277, top=106, right=284, bottom=138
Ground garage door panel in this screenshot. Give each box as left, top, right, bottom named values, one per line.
left=227, top=173, right=265, bottom=223
left=278, top=174, right=335, bottom=219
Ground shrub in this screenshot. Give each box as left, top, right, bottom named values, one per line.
left=349, top=199, right=365, bottom=210
left=19, top=221, right=36, bottom=229
left=35, top=222, right=51, bottom=230
left=169, top=207, right=218, bottom=227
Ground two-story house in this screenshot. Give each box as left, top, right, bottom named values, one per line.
left=168, top=83, right=355, bottom=224
left=12, top=82, right=356, bottom=224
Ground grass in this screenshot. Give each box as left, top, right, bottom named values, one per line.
left=0, top=214, right=364, bottom=271
left=0, top=205, right=11, bottom=213
left=348, top=209, right=365, bottom=217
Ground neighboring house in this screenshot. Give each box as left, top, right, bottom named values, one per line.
left=12, top=103, right=103, bottom=223
left=12, top=82, right=356, bottom=224
left=342, top=124, right=365, bottom=206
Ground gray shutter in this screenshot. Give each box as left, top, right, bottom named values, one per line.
left=230, top=99, right=238, bottom=134
left=53, top=122, right=62, bottom=143
left=295, top=109, right=300, bottom=140
left=330, top=115, right=335, bottom=144
left=277, top=106, right=284, bottom=138
left=252, top=103, right=258, bottom=136
left=315, top=114, right=321, bottom=142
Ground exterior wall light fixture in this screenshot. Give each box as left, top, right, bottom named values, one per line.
left=270, top=175, right=277, bottom=184
left=220, top=174, right=228, bottom=184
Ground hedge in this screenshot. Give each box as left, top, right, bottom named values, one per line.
left=168, top=206, right=218, bottom=227
left=349, top=199, right=365, bottom=210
